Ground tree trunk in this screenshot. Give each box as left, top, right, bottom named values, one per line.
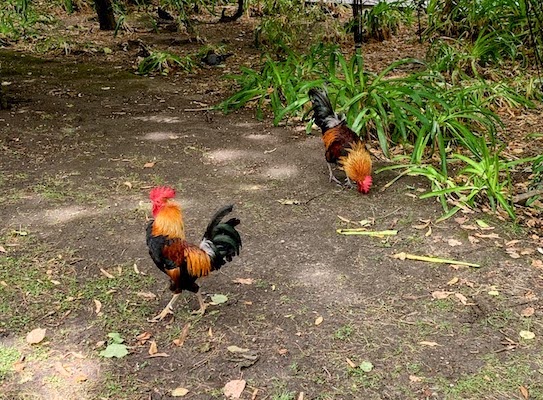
left=0, top=87, right=5, bottom=110
left=219, top=0, right=243, bottom=22
left=352, top=0, right=363, bottom=47
left=95, top=0, right=116, bottom=30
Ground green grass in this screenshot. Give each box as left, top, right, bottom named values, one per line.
left=437, top=354, right=543, bottom=399
left=0, top=345, right=21, bottom=381
left=334, top=324, right=354, bottom=340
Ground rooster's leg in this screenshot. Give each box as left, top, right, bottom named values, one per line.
left=191, top=292, right=208, bottom=316
left=149, top=293, right=180, bottom=322
left=345, top=176, right=355, bottom=189
left=327, top=163, right=343, bottom=186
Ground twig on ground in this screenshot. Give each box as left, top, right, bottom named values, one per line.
left=513, top=188, right=543, bottom=205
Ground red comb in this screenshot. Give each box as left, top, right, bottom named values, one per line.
left=149, top=186, right=176, bottom=202
left=358, top=176, right=372, bottom=194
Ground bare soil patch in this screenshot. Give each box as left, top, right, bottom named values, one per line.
left=1, top=9, right=543, bottom=400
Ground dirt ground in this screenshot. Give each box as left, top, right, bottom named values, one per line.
left=1, top=8, right=543, bottom=400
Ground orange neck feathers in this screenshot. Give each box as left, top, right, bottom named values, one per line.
left=152, top=201, right=185, bottom=239
left=339, top=142, right=372, bottom=191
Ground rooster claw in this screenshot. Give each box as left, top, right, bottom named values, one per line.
left=191, top=303, right=208, bottom=317
left=148, top=308, right=174, bottom=323
left=344, top=178, right=355, bottom=189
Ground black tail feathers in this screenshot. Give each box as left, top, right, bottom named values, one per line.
left=308, top=88, right=344, bottom=133
left=202, top=205, right=242, bottom=269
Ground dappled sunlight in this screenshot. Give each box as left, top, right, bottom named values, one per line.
left=237, top=183, right=265, bottom=191
left=261, top=164, right=299, bottom=180
left=207, top=149, right=257, bottom=163
left=6, top=196, right=197, bottom=231
left=140, top=131, right=181, bottom=141
left=292, top=263, right=359, bottom=304
left=232, top=121, right=264, bottom=128
left=133, top=115, right=181, bottom=124
left=244, top=134, right=278, bottom=144
left=45, top=205, right=95, bottom=224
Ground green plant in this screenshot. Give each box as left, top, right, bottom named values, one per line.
left=220, top=43, right=335, bottom=120
left=427, top=30, right=526, bottom=82
left=381, top=136, right=539, bottom=221
left=253, top=0, right=343, bottom=52
left=137, top=50, right=195, bottom=75
left=0, top=0, right=41, bottom=39
left=356, top=0, right=413, bottom=41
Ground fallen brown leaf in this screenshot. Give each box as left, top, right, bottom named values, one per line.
left=454, top=293, right=470, bottom=305
left=432, top=291, right=453, bottom=299
left=520, top=385, right=529, bottom=400
left=74, top=373, right=88, bottom=383
left=26, top=328, right=46, bottom=345
left=468, top=235, right=480, bottom=244
left=232, top=278, right=254, bottom=285
left=13, top=359, right=25, bottom=373
left=136, top=331, right=153, bottom=342
left=448, top=239, right=462, bottom=247
left=314, top=316, right=323, bottom=326
left=171, top=387, right=189, bottom=397
left=94, top=299, right=102, bottom=314
left=460, top=224, right=478, bottom=230
left=447, top=277, right=459, bottom=286
left=148, top=341, right=158, bottom=355
left=409, top=375, right=423, bottom=383
left=143, top=161, right=156, bottom=168
left=223, top=379, right=246, bottom=399
left=521, top=307, right=535, bottom=317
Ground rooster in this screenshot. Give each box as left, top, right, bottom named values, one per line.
left=146, top=187, right=242, bottom=321
left=308, top=88, right=372, bottom=194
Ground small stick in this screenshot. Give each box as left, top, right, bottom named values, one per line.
left=513, top=188, right=543, bottom=205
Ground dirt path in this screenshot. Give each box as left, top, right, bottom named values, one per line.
left=1, top=20, right=543, bottom=400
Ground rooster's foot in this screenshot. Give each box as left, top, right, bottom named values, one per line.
left=344, top=177, right=355, bottom=189
left=148, top=307, right=174, bottom=323
left=148, top=293, right=180, bottom=323
left=191, top=292, right=208, bottom=316
left=191, top=303, right=208, bottom=316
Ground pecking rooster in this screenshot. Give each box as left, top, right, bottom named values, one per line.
left=308, top=88, right=372, bottom=194
left=146, top=186, right=242, bottom=322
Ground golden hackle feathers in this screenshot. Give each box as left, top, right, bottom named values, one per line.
left=152, top=202, right=185, bottom=239
left=339, top=142, right=372, bottom=182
